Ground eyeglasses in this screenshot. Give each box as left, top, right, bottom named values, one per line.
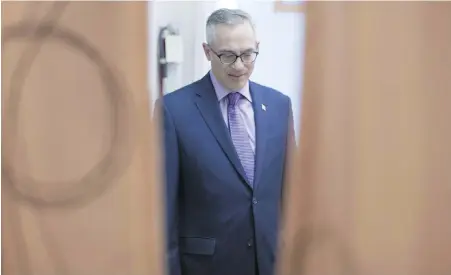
left=210, top=47, right=259, bottom=65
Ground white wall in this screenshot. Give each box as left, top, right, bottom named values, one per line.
left=148, top=0, right=305, bottom=137
left=148, top=1, right=203, bottom=105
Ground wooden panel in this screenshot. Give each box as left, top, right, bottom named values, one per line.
left=1, top=2, right=165, bottom=275
left=277, top=2, right=451, bottom=275
left=274, top=1, right=305, bottom=13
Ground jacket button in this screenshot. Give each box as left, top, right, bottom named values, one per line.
left=247, top=239, right=253, bottom=247
left=252, top=198, right=258, bottom=204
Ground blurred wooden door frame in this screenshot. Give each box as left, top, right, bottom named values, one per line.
left=1, top=2, right=165, bottom=275
left=276, top=2, right=451, bottom=275
left=274, top=0, right=305, bottom=13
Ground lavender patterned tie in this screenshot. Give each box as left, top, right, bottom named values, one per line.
left=227, top=92, right=255, bottom=186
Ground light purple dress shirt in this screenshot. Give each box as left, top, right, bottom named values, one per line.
left=209, top=71, right=256, bottom=154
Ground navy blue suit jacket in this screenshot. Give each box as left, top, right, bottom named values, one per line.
left=160, top=73, right=294, bottom=275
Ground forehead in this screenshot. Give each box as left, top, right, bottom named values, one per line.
left=213, top=22, right=257, bottom=52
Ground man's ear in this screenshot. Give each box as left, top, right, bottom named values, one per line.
left=202, top=43, right=212, bottom=61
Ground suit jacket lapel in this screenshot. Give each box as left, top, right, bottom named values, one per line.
left=194, top=74, right=251, bottom=187
left=250, top=82, right=268, bottom=191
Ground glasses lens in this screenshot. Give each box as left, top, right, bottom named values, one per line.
left=241, top=53, right=257, bottom=63
left=220, top=54, right=237, bottom=64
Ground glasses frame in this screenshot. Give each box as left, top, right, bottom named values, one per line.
left=209, top=47, right=259, bottom=65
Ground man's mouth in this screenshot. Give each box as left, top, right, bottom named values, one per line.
left=228, top=74, right=245, bottom=78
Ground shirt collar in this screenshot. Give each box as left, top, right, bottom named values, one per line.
left=209, top=71, right=252, bottom=102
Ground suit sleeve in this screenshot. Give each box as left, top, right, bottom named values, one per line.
left=156, top=99, right=182, bottom=275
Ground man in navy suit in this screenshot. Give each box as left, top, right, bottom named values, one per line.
left=161, top=8, right=295, bottom=275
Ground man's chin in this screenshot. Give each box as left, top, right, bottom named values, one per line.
left=228, top=72, right=249, bottom=81
left=226, top=77, right=248, bottom=91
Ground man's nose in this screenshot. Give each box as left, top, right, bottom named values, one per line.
left=232, top=57, right=245, bottom=70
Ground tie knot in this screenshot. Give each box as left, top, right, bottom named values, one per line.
left=227, top=92, right=242, bottom=107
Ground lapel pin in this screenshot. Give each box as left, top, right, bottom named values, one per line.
left=262, top=104, right=266, bottom=111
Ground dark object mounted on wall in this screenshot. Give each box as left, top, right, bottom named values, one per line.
left=157, top=24, right=182, bottom=97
